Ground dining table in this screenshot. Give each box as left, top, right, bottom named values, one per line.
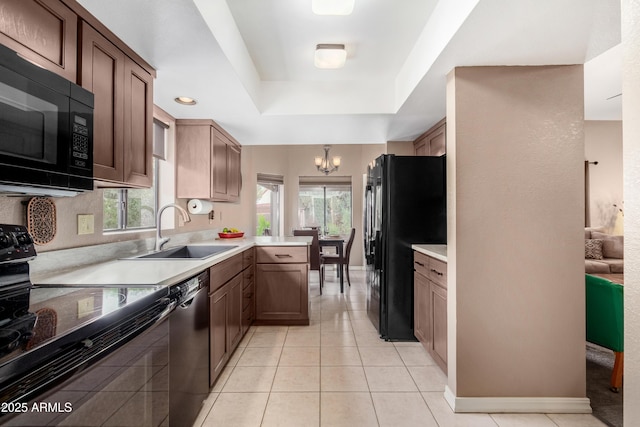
left=318, top=235, right=345, bottom=292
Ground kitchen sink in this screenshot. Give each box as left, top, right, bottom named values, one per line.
left=129, top=245, right=237, bottom=260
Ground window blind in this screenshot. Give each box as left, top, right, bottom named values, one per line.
left=257, top=173, right=284, bottom=185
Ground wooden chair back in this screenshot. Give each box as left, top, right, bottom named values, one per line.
left=293, top=228, right=320, bottom=271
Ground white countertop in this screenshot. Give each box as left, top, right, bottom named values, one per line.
left=33, top=236, right=311, bottom=288
left=411, top=244, right=447, bottom=262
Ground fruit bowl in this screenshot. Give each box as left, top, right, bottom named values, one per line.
left=218, top=232, right=244, bottom=239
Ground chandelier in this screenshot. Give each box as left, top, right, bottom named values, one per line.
left=314, top=145, right=341, bottom=175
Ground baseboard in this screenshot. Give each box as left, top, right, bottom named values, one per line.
left=444, top=386, right=592, bottom=413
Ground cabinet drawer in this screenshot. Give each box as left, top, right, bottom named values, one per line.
left=429, top=257, right=447, bottom=288
left=243, top=282, right=254, bottom=310
left=256, top=246, right=309, bottom=264
left=243, top=266, right=254, bottom=288
left=242, top=304, right=254, bottom=326
left=242, top=248, right=255, bottom=269
left=413, top=251, right=430, bottom=277
left=210, top=254, right=242, bottom=292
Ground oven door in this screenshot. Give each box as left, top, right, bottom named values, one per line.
left=4, top=317, right=170, bottom=426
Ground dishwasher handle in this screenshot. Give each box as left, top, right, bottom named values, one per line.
left=178, top=287, right=205, bottom=309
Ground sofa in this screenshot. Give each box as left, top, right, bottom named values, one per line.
left=585, top=274, right=624, bottom=391
left=585, top=227, right=624, bottom=274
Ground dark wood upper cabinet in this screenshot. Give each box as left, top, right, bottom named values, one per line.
left=176, top=119, right=242, bottom=202
left=79, top=21, right=153, bottom=188
left=0, top=0, right=155, bottom=188
left=123, top=56, right=153, bottom=187
left=0, top=0, right=77, bottom=81
left=80, top=22, right=124, bottom=183
left=414, top=118, right=446, bottom=156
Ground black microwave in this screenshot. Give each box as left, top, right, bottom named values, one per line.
left=0, top=44, right=94, bottom=197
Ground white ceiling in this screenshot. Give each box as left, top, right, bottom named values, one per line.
left=76, top=0, right=621, bottom=146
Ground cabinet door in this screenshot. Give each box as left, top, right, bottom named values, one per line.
left=209, top=284, right=229, bottom=387
left=123, top=56, right=153, bottom=187
left=256, top=264, right=309, bottom=322
left=80, top=22, right=125, bottom=183
left=430, top=281, right=447, bottom=372
left=176, top=123, right=213, bottom=199
left=211, top=129, right=228, bottom=200
left=228, top=274, right=243, bottom=352
left=413, top=137, right=428, bottom=156
left=226, top=143, right=241, bottom=202
left=0, top=0, right=77, bottom=81
left=429, top=123, right=446, bottom=156
left=413, top=272, right=430, bottom=345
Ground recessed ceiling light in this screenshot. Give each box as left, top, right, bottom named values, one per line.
left=312, top=0, right=354, bottom=15
left=314, top=44, right=347, bottom=69
left=175, top=96, right=197, bottom=105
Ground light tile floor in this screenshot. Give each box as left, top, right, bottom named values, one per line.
left=194, top=269, right=605, bottom=427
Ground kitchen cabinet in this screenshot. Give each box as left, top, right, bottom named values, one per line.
left=414, top=250, right=447, bottom=373
left=0, top=0, right=77, bottom=82
left=209, top=253, right=244, bottom=386
left=414, top=118, right=446, bottom=156
left=255, top=246, right=309, bottom=325
left=80, top=21, right=153, bottom=188
left=242, top=248, right=255, bottom=335
left=0, top=0, right=155, bottom=188
left=176, top=119, right=242, bottom=202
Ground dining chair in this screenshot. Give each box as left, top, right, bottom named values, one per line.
left=320, top=228, right=356, bottom=291
left=293, top=229, right=321, bottom=288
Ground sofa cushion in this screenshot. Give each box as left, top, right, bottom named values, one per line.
left=585, top=226, right=607, bottom=239
left=591, top=231, right=624, bottom=259
left=585, top=239, right=604, bottom=260
left=585, top=259, right=611, bottom=273
left=605, top=259, right=624, bottom=274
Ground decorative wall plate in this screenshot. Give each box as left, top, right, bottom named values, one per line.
left=27, top=197, right=56, bottom=245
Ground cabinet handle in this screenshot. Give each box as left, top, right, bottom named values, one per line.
left=275, top=254, right=292, bottom=258
left=430, top=268, right=444, bottom=276
left=415, top=261, right=425, bottom=267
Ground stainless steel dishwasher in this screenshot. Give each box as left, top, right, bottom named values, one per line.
left=169, top=270, right=210, bottom=427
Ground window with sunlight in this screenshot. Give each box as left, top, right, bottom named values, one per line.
left=256, top=173, right=283, bottom=236
left=103, top=118, right=167, bottom=232
left=298, top=176, right=352, bottom=236
left=103, top=160, right=158, bottom=231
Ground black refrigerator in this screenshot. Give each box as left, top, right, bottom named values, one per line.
left=364, top=154, right=446, bottom=341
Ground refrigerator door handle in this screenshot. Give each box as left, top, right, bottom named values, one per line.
left=373, top=231, right=382, bottom=270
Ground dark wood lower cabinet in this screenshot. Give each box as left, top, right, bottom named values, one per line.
left=209, top=249, right=254, bottom=387
left=414, top=250, right=447, bottom=373
left=209, top=246, right=309, bottom=387
left=255, top=263, right=309, bottom=324
left=209, top=282, right=231, bottom=387
left=254, top=245, right=309, bottom=326
left=228, top=274, right=243, bottom=351
left=414, top=271, right=429, bottom=344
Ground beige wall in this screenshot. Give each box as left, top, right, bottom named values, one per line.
left=622, top=0, right=640, bottom=422
left=447, top=66, right=586, bottom=400
left=240, top=144, right=386, bottom=266
left=585, top=120, right=623, bottom=231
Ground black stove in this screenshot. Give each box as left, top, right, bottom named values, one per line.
left=0, top=225, right=37, bottom=358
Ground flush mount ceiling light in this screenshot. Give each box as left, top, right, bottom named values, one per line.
left=314, top=44, right=347, bottom=69
left=315, top=145, right=341, bottom=175
left=174, top=96, right=197, bottom=105
left=312, top=0, right=355, bottom=15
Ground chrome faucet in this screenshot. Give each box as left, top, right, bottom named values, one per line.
left=155, top=203, right=191, bottom=252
